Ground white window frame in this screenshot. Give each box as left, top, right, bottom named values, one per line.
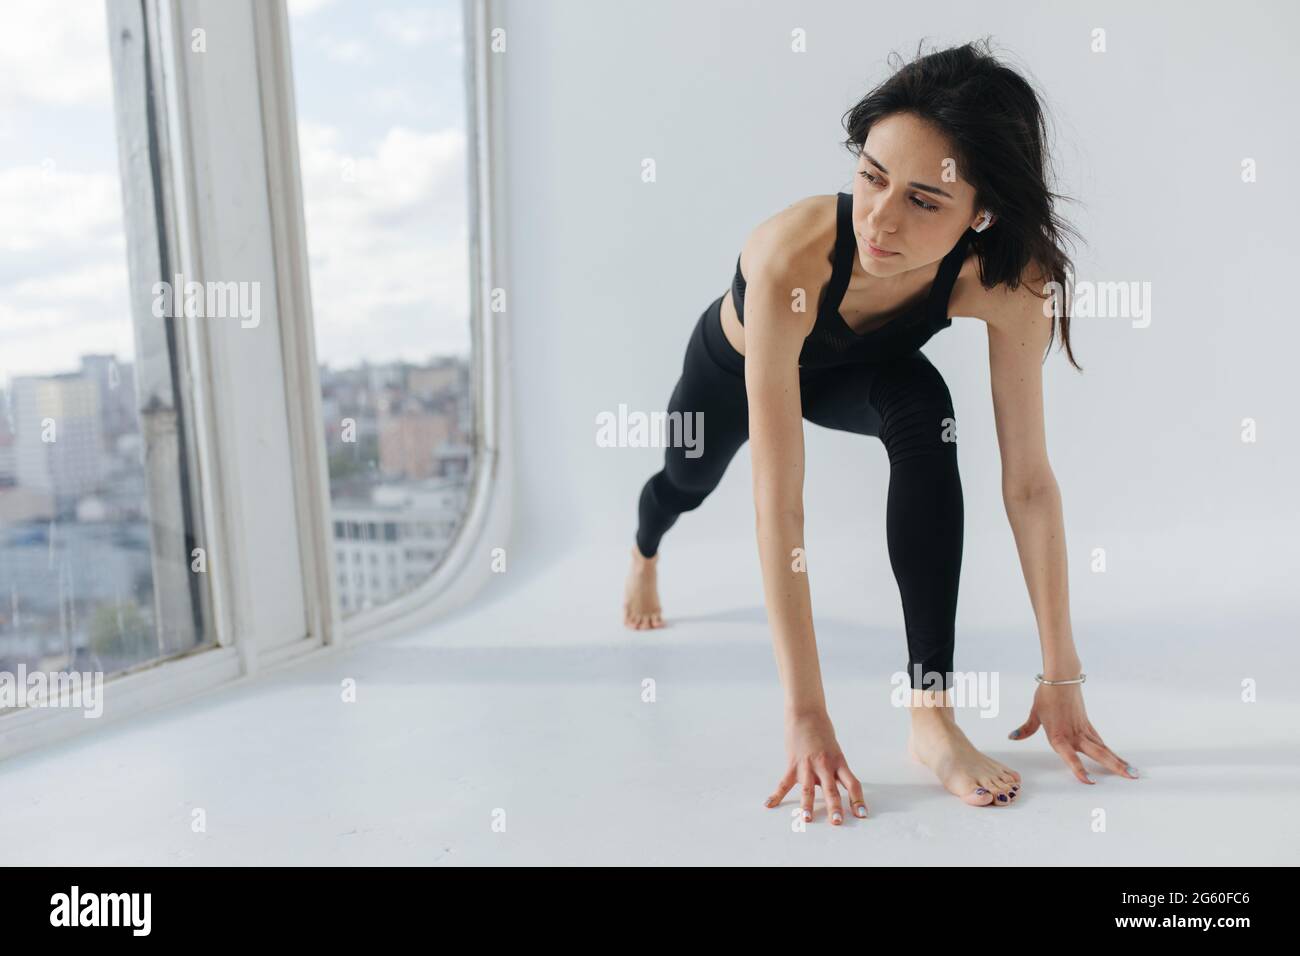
left=326, top=0, right=512, bottom=645
left=1, top=0, right=512, bottom=761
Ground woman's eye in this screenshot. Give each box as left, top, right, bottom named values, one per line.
left=860, top=170, right=939, bottom=213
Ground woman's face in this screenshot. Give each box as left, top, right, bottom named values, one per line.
left=852, top=112, right=982, bottom=277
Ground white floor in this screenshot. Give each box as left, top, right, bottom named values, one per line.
left=3, top=536, right=1298, bottom=866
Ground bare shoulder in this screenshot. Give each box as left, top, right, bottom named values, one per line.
left=950, top=253, right=1055, bottom=339
left=739, top=193, right=838, bottom=289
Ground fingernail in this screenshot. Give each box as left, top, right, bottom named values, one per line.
left=996, top=793, right=1008, bottom=802
left=1009, top=729, right=1019, bottom=738
left=803, top=811, right=812, bottom=821
left=854, top=804, right=867, bottom=818
left=1126, top=766, right=1139, bottom=777
left=832, top=811, right=843, bottom=824
left=1085, top=773, right=1095, bottom=783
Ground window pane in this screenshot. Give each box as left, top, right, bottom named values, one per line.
left=0, top=0, right=208, bottom=706
left=288, top=0, right=475, bottom=618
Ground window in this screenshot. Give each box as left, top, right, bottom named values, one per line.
left=1, top=0, right=209, bottom=710
left=1, top=0, right=501, bottom=759
left=288, top=0, right=476, bottom=620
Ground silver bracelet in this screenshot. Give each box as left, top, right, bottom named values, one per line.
left=1036, top=673, right=1086, bottom=685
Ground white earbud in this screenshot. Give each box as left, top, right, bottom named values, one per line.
left=972, top=211, right=994, bottom=233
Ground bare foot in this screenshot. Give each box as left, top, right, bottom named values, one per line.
left=906, top=702, right=1022, bottom=807
left=623, top=544, right=664, bottom=630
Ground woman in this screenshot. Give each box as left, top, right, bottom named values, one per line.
left=623, top=40, right=1138, bottom=823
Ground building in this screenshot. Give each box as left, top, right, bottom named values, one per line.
left=331, top=479, right=470, bottom=614
left=9, top=374, right=105, bottom=518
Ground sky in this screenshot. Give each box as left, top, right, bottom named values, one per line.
left=0, top=0, right=470, bottom=388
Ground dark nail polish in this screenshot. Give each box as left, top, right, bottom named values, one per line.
left=997, top=793, right=1008, bottom=802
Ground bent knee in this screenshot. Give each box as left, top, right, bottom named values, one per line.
left=871, top=361, right=958, bottom=458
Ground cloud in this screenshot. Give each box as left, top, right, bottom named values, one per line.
left=376, top=7, right=463, bottom=49
left=287, top=0, right=338, bottom=18
left=0, top=166, right=124, bottom=253
left=0, top=0, right=112, bottom=110
left=0, top=163, right=132, bottom=380
left=368, top=86, right=436, bottom=118
left=318, top=36, right=371, bottom=64
left=295, top=121, right=471, bottom=362
left=0, top=273, right=135, bottom=382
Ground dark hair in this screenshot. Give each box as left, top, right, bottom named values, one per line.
left=841, top=37, right=1083, bottom=370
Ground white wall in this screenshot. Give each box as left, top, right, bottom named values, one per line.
left=495, top=0, right=1300, bottom=630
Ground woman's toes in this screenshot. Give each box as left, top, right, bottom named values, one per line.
left=961, top=786, right=996, bottom=807
left=993, top=791, right=1011, bottom=805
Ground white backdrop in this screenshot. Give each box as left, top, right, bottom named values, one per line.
left=497, top=0, right=1300, bottom=641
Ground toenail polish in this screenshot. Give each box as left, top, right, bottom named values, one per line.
left=832, top=811, right=843, bottom=823
left=1085, top=773, right=1095, bottom=783
left=997, top=793, right=1008, bottom=802
left=855, top=805, right=867, bottom=817
left=1126, top=766, right=1139, bottom=777
left=803, top=811, right=812, bottom=821
left=975, top=787, right=989, bottom=795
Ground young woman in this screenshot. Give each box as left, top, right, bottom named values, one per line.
left=623, top=41, right=1138, bottom=823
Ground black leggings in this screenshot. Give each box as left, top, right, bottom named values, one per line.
left=635, top=295, right=964, bottom=690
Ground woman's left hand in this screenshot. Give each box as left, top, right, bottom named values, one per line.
left=1008, top=682, right=1139, bottom=783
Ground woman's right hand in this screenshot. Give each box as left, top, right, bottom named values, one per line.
left=765, top=711, right=868, bottom=824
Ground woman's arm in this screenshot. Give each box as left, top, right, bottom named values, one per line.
left=743, top=216, right=870, bottom=823
left=984, top=273, right=1137, bottom=783
left=743, top=249, right=825, bottom=717
left=984, top=280, right=1079, bottom=678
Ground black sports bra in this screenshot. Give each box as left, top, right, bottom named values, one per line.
left=730, top=191, right=972, bottom=368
